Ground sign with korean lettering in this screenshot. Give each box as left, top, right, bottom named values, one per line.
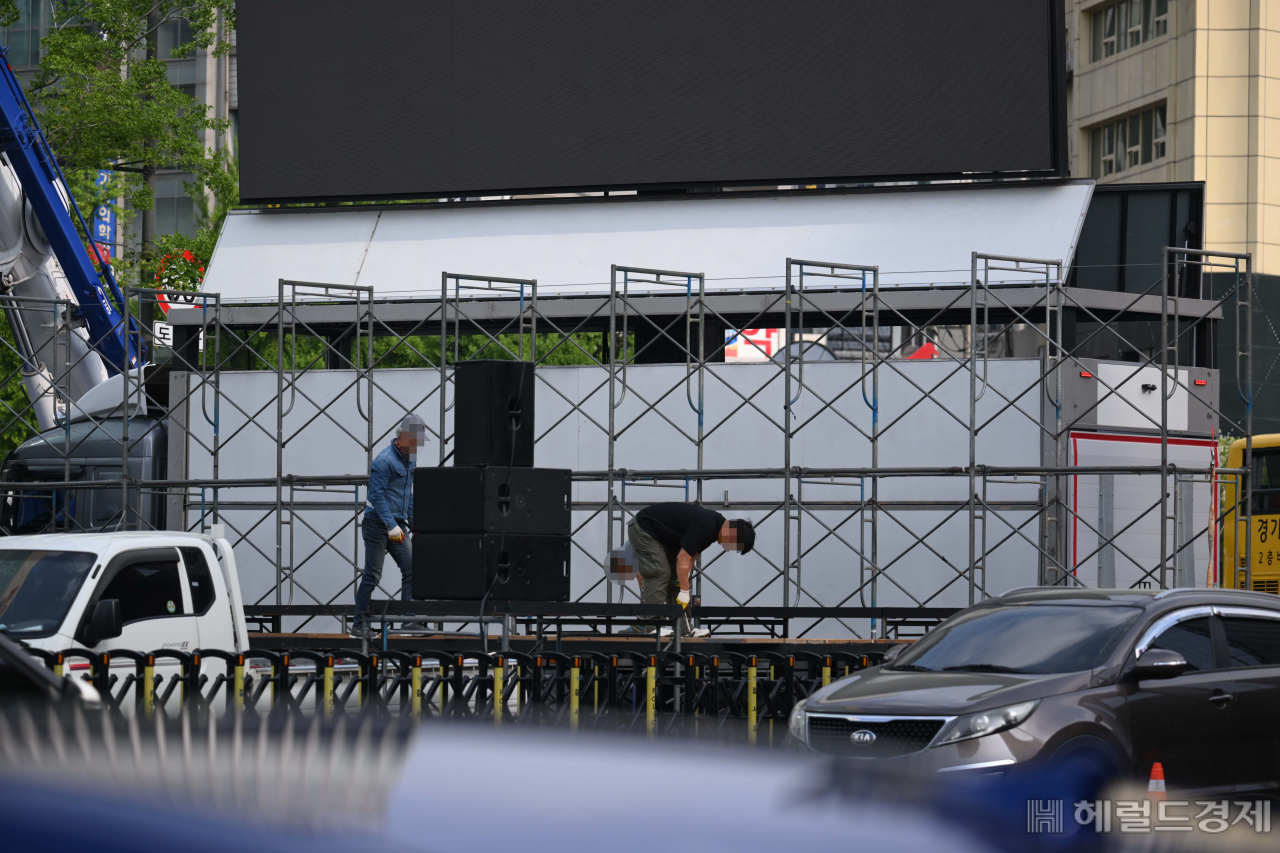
left=153, top=321, right=174, bottom=347
left=92, top=170, right=114, bottom=254
left=725, top=329, right=782, bottom=362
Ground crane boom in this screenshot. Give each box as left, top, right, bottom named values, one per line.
left=0, top=48, right=141, bottom=374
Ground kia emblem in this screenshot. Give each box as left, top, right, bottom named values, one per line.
left=850, top=729, right=876, bottom=745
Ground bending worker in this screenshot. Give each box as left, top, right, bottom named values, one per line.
left=627, top=501, right=755, bottom=634
left=354, top=413, right=428, bottom=635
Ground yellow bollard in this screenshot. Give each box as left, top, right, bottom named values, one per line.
left=356, top=660, right=365, bottom=711
left=645, top=655, right=656, bottom=737
left=822, top=656, right=831, bottom=688
left=322, top=655, right=335, bottom=719
left=515, top=665, right=522, bottom=716
left=569, top=657, right=580, bottom=731
left=593, top=665, right=599, bottom=713
left=143, top=654, right=156, bottom=718
left=53, top=652, right=63, bottom=679
left=747, top=655, right=758, bottom=746
left=438, top=661, right=448, bottom=713
left=411, top=656, right=422, bottom=718
left=493, top=657, right=504, bottom=726
left=233, top=654, right=245, bottom=714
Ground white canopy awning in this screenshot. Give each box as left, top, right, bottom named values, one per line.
left=203, top=181, right=1094, bottom=302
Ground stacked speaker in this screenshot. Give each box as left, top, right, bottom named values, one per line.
left=411, top=361, right=571, bottom=601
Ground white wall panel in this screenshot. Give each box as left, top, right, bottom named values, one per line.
left=188, top=359, right=1049, bottom=636
left=206, top=183, right=1093, bottom=302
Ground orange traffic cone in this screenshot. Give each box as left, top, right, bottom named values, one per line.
left=1147, top=762, right=1166, bottom=800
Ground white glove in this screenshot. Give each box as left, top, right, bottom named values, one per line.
left=677, top=589, right=691, bottom=609
left=388, top=526, right=405, bottom=543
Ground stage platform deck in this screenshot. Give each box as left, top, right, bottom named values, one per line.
left=248, top=632, right=907, bottom=657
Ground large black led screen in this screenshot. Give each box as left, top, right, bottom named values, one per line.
left=237, top=1, right=1066, bottom=203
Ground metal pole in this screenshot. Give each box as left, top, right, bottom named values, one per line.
left=440, top=272, right=448, bottom=465
left=211, top=294, right=222, bottom=527
left=695, top=274, right=705, bottom=611
left=121, top=283, right=130, bottom=529
left=61, top=297, right=70, bottom=528
left=607, top=265, right=617, bottom=608
left=1160, top=251, right=1170, bottom=589
left=1244, top=255, right=1254, bottom=591
left=783, top=261, right=793, bottom=613
left=869, top=267, right=880, bottom=627
left=968, top=254, right=978, bottom=604
left=276, top=279, right=285, bottom=604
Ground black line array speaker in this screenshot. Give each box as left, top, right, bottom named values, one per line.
left=411, top=533, right=570, bottom=601
left=453, top=360, right=535, bottom=467
left=412, top=467, right=570, bottom=535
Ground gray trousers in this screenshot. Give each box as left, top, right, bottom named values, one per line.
left=628, top=519, right=679, bottom=605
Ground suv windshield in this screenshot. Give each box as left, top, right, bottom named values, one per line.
left=890, top=604, right=1142, bottom=675
left=0, top=550, right=96, bottom=638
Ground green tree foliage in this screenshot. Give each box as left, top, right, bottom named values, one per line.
left=24, top=1, right=236, bottom=219
left=0, top=320, right=39, bottom=459
left=206, top=331, right=616, bottom=373
left=139, top=152, right=236, bottom=289
left=0, top=1, right=234, bottom=456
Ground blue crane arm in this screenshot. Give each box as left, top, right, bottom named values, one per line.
left=0, top=50, right=140, bottom=375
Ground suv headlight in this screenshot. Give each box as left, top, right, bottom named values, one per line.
left=933, top=700, right=1039, bottom=747
left=788, top=697, right=809, bottom=741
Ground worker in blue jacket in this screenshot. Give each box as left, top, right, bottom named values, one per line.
left=354, top=413, right=428, bottom=635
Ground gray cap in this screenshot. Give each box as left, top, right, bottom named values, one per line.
left=399, top=412, right=428, bottom=438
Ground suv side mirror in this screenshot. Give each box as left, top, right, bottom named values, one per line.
left=882, top=644, right=906, bottom=664
left=83, top=599, right=122, bottom=646
left=1129, top=648, right=1188, bottom=681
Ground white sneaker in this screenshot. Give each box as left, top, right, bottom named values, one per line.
left=689, top=627, right=711, bottom=638
left=659, top=627, right=674, bottom=638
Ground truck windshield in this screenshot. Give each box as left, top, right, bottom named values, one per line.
left=889, top=604, right=1142, bottom=674
left=0, top=550, right=96, bottom=638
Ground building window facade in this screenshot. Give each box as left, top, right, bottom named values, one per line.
left=157, top=16, right=194, bottom=58
left=0, top=0, right=49, bottom=69
left=1090, top=104, right=1167, bottom=177
left=154, top=173, right=197, bottom=237
left=1091, top=0, right=1168, bottom=62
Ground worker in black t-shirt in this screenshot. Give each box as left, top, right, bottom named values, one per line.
left=624, top=502, right=755, bottom=635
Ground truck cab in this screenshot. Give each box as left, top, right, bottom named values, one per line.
left=0, top=531, right=248, bottom=710
left=0, top=417, right=168, bottom=535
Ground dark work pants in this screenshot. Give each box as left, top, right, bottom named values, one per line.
left=354, top=515, right=413, bottom=631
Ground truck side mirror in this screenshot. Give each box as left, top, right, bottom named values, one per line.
left=84, top=599, right=122, bottom=645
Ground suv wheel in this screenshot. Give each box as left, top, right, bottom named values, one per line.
left=1045, top=736, right=1124, bottom=801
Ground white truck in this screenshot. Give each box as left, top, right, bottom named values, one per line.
left=0, top=530, right=251, bottom=707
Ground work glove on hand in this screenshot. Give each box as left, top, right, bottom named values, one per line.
left=677, top=589, right=691, bottom=609
left=388, top=526, right=405, bottom=543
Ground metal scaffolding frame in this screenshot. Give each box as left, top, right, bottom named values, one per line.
left=0, top=246, right=1256, bottom=641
